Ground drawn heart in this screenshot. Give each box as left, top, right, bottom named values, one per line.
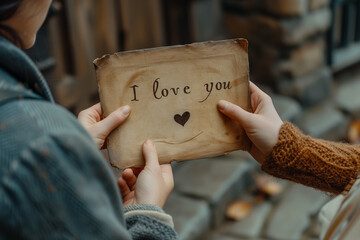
left=174, top=112, right=190, bottom=127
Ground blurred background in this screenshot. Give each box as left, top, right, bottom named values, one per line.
left=27, top=0, right=360, bottom=239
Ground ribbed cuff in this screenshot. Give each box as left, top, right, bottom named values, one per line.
left=124, top=204, right=165, bottom=214
left=124, top=204, right=174, bottom=228
left=262, top=122, right=302, bottom=172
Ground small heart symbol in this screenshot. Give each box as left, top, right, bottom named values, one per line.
left=174, top=112, right=190, bottom=127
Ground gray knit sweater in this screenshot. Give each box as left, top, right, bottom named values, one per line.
left=0, top=35, right=178, bottom=239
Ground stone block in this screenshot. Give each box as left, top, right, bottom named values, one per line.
left=248, top=39, right=325, bottom=83
left=279, top=39, right=325, bottom=78
left=278, top=67, right=332, bottom=107
left=164, top=193, right=210, bottom=240
left=265, top=183, right=329, bottom=240
left=250, top=8, right=331, bottom=46
left=219, top=202, right=272, bottom=238
left=174, top=158, right=254, bottom=227
left=298, top=103, right=347, bottom=140
left=310, top=0, right=330, bottom=11
left=334, top=77, right=360, bottom=117
left=271, top=94, right=302, bottom=123
left=261, top=0, right=308, bottom=17
left=281, top=8, right=331, bottom=46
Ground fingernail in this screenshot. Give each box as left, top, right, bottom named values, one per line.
left=218, top=100, right=228, bottom=112
left=145, top=139, right=153, bottom=146
left=121, top=105, right=131, bottom=115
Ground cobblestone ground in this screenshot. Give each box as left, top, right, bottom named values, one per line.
left=164, top=152, right=331, bottom=240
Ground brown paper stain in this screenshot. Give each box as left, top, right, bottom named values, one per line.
left=236, top=38, right=248, bottom=53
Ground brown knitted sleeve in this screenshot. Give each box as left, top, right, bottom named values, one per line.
left=261, top=122, right=360, bottom=194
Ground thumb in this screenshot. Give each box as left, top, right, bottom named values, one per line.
left=142, top=140, right=160, bottom=170
left=217, top=100, right=253, bottom=127
left=95, top=105, right=131, bottom=137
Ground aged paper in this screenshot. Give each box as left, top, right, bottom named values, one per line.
left=94, top=39, right=251, bottom=169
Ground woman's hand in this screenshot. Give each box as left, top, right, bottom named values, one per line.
left=117, top=140, right=174, bottom=208
left=217, top=82, right=283, bottom=164
left=78, top=103, right=131, bottom=149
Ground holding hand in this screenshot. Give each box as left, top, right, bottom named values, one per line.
left=218, top=82, right=283, bottom=164
left=78, top=103, right=131, bottom=149
left=117, top=140, right=174, bottom=208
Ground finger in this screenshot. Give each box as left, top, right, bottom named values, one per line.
left=142, top=140, right=160, bottom=169
left=117, top=178, right=131, bottom=197
left=249, top=82, right=262, bottom=94
left=217, top=100, right=253, bottom=127
left=122, top=169, right=137, bottom=190
left=78, top=103, right=102, bottom=124
left=90, top=102, right=102, bottom=115
left=94, top=105, right=131, bottom=137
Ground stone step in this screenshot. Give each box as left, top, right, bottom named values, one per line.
left=172, top=151, right=255, bottom=228
left=163, top=193, right=210, bottom=240
left=217, top=201, right=272, bottom=239
left=334, top=75, right=360, bottom=118
left=264, top=183, right=330, bottom=240
left=277, top=67, right=333, bottom=107
left=271, top=93, right=302, bottom=123
left=298, top=102, right=347, bottom=140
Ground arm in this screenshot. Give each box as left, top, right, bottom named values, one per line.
left=263, top=122, right=360, bottom=194
left=0, top=99, right=176, bottom=239
left=217, top=82, right=360, bottom=194
left=0, top=132, right=177, bottom=240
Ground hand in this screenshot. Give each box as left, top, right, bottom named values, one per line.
left=217, top=82, right=283, bottom=164
left=78, top=103, right=131, bottom=149
left=117, top=140, right=174, bottom=208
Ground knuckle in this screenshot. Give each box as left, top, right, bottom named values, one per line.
left=77, top=110, right=86, bottom=118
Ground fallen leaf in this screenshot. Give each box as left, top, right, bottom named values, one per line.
left=254, top=173, right=282, bottom=196
left=226, top=201, right=252, bottom=221
left=260, top=181, right=282, bottom=196
left=348, top=120, right=360, bottom=144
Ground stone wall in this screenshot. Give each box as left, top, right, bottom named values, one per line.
left=222, top=0, right=349, bottom=140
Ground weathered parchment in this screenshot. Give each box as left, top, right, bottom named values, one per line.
left=94, top=39, right=251, bottom=169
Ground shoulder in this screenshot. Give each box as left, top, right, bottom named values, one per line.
left=0, top=131, right=125, bottom=239
left=0, top=98, right=94, bottom=161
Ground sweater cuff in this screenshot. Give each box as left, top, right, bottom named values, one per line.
left=262, top=122, right=360, bottom=194
left=124, top=204, right=174, bottom=228
left=262, top=121, right=303, bottom=169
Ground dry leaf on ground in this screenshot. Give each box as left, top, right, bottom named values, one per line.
left=254, top=173, right=282, bottom=196
left=348, top=120, right=360, bottom=144
left=226, top=201, right=252, bottom=221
